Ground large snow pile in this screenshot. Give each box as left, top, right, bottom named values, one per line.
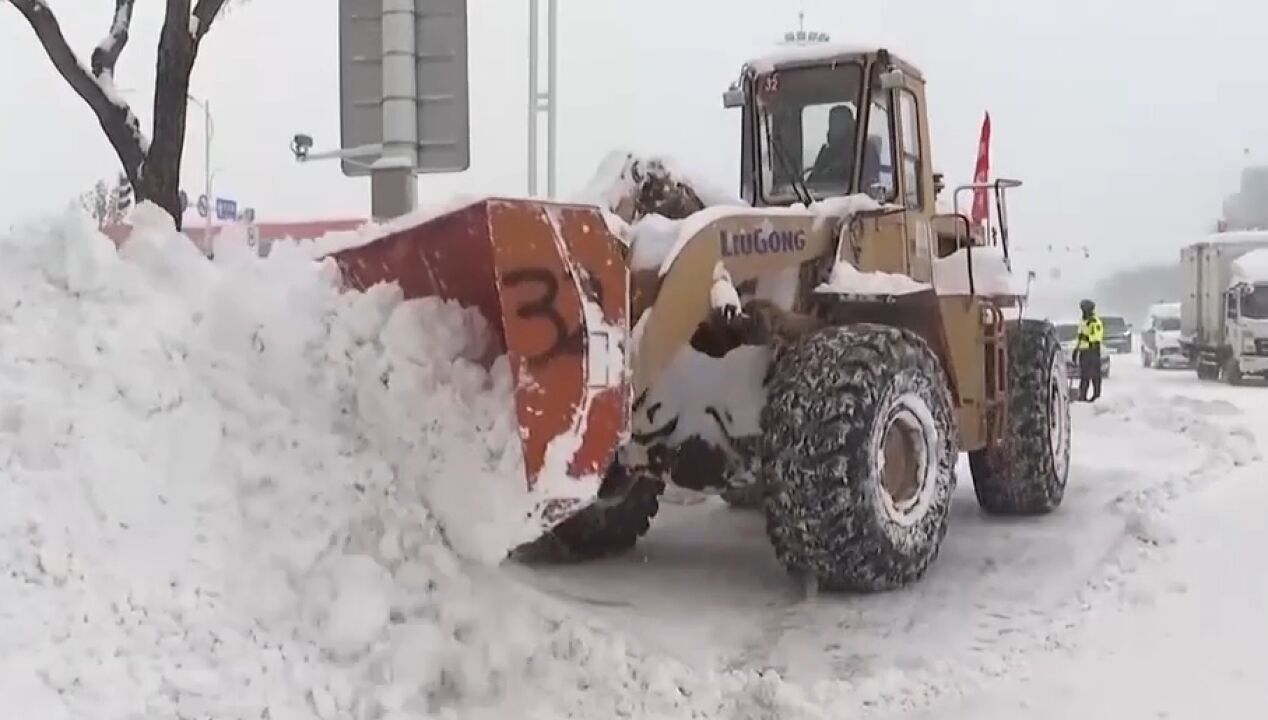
left=0, top=204, right=836, bottom=720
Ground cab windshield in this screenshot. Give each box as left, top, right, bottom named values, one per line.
left=756, top=62, right=868, bottom=204
left=1243, top=285, right=1268, bottom=320
left=1155, top=317, right=1181, bottom=331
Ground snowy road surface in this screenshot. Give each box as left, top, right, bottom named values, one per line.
left=514, top=356, right=1268, bottom=717
left=3, top=210, right=1267, bottom=719
left=899, top=366, right=1268, bottom=719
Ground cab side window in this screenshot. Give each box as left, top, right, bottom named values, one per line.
left=898, top=90, right=923, bottom=210
left=863, top=92, right=897, bottom=202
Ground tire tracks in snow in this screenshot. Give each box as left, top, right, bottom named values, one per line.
left=1097, top=392, right=1259, bottom=545
left=719, top=387, right=1262, bottom=718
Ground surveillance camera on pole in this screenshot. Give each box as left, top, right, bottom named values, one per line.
left=291, top=133, right=313, bottom=161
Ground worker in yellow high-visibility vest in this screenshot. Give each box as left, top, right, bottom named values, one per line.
left=1074, top=298, right=1105, bottom=402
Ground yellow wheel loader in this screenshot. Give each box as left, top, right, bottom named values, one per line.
left=324, top=46, right=1072, bottom=593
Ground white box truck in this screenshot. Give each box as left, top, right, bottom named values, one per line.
left=1180, top=232, right=1268, bottom=383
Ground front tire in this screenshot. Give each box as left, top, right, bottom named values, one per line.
left=969, top=320, right=1071, bottom=515
left=761, top=324, right=957, bottom=593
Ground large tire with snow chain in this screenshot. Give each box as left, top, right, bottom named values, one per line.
left=512, top=467, right=664, bottom=563
left=760, top=324, right=958, bottom=593
left=968, top=319, right=1071, bottom=515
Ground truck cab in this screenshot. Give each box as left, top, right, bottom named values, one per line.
left=1223, top=274, right=1268, bottom=380
left=1182, top=239, right=1268, bottom=383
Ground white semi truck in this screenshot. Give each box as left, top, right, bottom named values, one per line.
left=1180, top=233, right=1268, bottom=384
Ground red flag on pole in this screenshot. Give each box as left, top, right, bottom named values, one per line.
left=970, top=112, right=991, bottom=226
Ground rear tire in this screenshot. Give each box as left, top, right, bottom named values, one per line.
left=969, top=320, right=1071, bottom=515
left=512, top=466, right=664, bottom=563
left=1196, top=360, right=1220, bottom=381
left=760, top=324, right=957, bottom=593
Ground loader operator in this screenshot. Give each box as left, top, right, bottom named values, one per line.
left=806, top=104, right=882, bottom=195
left=1074, top=298, right=1105, bottom=402
left=806, top=105, right=858, bottom=186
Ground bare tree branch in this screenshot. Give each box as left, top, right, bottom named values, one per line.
left=191, top=0, right=230, bottom=41
left=89, top=0, right=135, bottom=76
left=6, top=0, right=146, bottom=178
left=6, top=0, right=241, bottom=229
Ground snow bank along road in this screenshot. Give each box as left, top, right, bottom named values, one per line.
left=1, top=207, right=1264, bottom=719
left=898, top=366, right=1268, bottom=720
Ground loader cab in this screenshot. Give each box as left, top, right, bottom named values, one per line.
left=724, top=47, right=934, bottom=216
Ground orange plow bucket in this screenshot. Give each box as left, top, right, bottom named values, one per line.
left=326, top=198, right=630, bottom=530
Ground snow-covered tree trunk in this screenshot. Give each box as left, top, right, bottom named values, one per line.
left=7, top=0, right=231, bottom=230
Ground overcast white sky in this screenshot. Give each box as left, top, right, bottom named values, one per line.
left=3, top=0, right=1267, bottom=282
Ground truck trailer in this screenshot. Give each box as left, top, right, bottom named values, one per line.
left=1180, top=232, right=1268, bottom=383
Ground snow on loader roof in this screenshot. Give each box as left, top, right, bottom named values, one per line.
left=744, top=43, right=923, bottom=77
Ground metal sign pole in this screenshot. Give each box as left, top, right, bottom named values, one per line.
left=203, top=100, right=213, bottom=244
left=372, top=0, right=419, bottom=220
left=527, top=0, right=538, bottom=196
left=527, top=0, right=557, bottom=197
left=323, top=0, right=469, bottom=211
left=546, top=0, right=558, bottom=198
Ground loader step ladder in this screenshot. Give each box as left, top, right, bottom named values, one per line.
left=980, top=302, right=1009, bottom=445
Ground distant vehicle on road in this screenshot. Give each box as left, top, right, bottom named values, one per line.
left=1141, top=302, right=1191, bottom=369
left=1180, top=234, right=1268, bottom=384
left=1100, top=314, right=1133, bottom=354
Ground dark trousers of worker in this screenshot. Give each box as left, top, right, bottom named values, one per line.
left=1078, top=348, right=1102, bottom=402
